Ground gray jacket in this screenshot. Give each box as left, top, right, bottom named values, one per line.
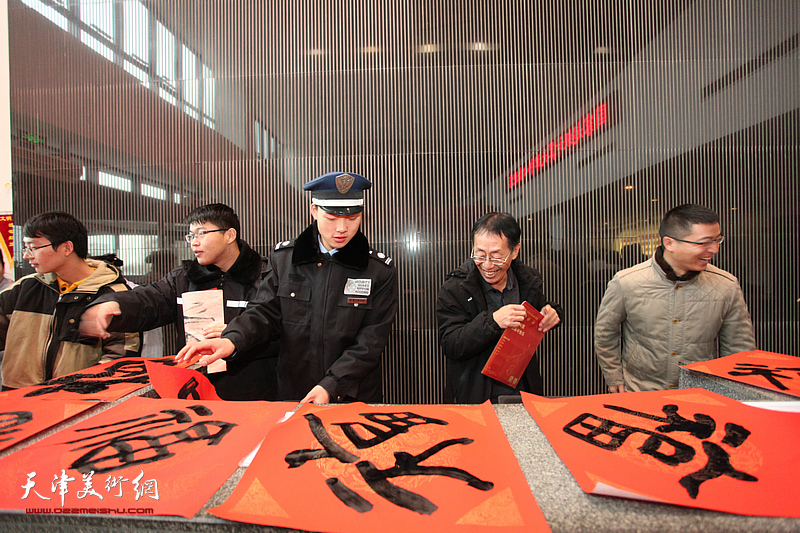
left=594, top=256, right=756, bottom=391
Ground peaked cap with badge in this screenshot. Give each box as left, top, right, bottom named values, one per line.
left=304, top=171, right=372, bottom=216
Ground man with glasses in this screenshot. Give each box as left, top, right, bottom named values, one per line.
left=0, top=211, right=140, bottom=390
left=436, top=212, right=562, bottom=403
left=595, top=203, right=756, bottom=393
left=80, top=203, right=278, bottom=400
left=175, top=172, right=398, bottom=405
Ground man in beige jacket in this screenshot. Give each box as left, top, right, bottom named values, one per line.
left=594, top=204, right=756, bottom=392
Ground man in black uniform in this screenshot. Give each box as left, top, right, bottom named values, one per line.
left=436, top=212, right=562, bottom=403
left=177, top=172, right=398, bottom=404
left=79, top=203, right=278, bottom=401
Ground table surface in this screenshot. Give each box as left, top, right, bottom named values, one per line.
left=1, top=382, right=799, bottom=532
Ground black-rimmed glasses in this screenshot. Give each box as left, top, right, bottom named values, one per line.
left=184, top=229, right=228, bottom=243
left=21, top=243, right=53, bottom=256
left=668, top=235, right=725, bottom=246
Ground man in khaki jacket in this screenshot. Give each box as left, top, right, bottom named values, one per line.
left=594, top=204, right=756, bottom=392
left=0, top=212, right=140, bottom=390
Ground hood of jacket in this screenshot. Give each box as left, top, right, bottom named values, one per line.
left=38, top=258, right=124, bottom=292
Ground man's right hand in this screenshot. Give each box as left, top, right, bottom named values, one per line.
left=608, top=384, right=626, bottom=393
left=175, top=339, right=235, bottom=367
left=79, top=301, right=121, bottom=339
left=492, top=304, right=527, bottom=329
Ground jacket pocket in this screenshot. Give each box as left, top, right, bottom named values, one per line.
left=277, top=283, right=312, bottom=326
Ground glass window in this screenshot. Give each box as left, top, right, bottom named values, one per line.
left=141, top=183, right=166, bottom=201
left=202, top=64, right=215, bottom=121
left=156, top=21, right=176, bottom=88
left=88, top=234, right=115, bottom=257
left=98, top=171, right=132, bottom=192
left=123, top=1, right=149, bottom=65
left=80, top=0, right=115, bottom=58
left=21, top=0, right=69, bottom=31
left=118, top=235, right=158, bottom=276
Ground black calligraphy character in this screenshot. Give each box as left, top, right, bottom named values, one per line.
left=356, top=438, right=494, bottom=515
left=23, top=361, right=150, bottom=397
left=66, top=404, right=236, bottom=474
left=285, top=413, right=360, bottom=467
left=679, top=423, right=758, bottom=498
left=0, top=411, right=33, bottom=443
left=605, top=404, right=715, bottom=439
left=334, top=412, right=448, bottom=449
left=604, top=404, right=715, bottom=466
left=285, top=411, right=493, bottom=515
left=729, top=363, right=800, bottom=391
left=178, top=377, right=201, bottom=399
left=563, top=412, right=696, bottom=465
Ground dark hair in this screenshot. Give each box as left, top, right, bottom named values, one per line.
left=185, top=203, right=240, bottom=241
left=658, top=204, right=719, bottom=241
left=471, top=212, right=521, bottom=249
left=23, top=211, right=88, bottom=259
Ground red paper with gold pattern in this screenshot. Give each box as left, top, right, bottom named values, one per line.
left=0, top=398, right=96, bottom=452
left=210, top=401, right=550, bottom=532
left=522, top=389, right=800, bottom=517
left=682, top=350, right=800, bottom=398
left=0, top=397, right=292, bottom=517
left=0, top=356, right=195, bottom=401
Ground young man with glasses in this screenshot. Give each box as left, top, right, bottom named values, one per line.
left=80, top=203, right=278, bottom=400
left=436, top=212, right=562, bottom=403
left=595, top=203, right=756, bottom=393
left=175, top=172, right=399, bottom=405
left=0, top=211, right=140, bottom=390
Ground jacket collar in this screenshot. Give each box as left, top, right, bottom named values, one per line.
left=39, top=258, right=123, bottom=292
left=292, top=222, right=370, bottom=271
left=654, top=245, right=700, bottom=283
left=186, top=240, right=264, bottom=284
left=451, top=259, right=535, bottom=299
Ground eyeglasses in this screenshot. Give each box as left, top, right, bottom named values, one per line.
left=184, top=228, right=228, bottom=243
left=668, top=235, right=725, bottom=246
left=22, top=243, right=53, bottom=256
left=471, top=251, right=512, bottom=266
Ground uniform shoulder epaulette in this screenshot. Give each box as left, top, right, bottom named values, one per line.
left=368, top=249, right=394, bottom=266
left=274, top=239, right=296, bottom=251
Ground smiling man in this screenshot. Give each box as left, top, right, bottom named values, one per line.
left=0, top=212, right=140, bottom=390
left=595, top=204, right=757, bottom=393
left=80, top=204, right=277, bottom=401
left=436, top=212, right=562, bottom=403
left=176, top=172, right=399, bottom=405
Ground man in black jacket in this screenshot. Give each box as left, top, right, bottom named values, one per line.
left=436, top=212, right=562, bottom=403
left=175, top=172, right=398, bottom=405
left=79, top=204, right=277, bottom=400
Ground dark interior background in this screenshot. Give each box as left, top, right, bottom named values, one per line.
left=8, top=0, right=799, bottom=402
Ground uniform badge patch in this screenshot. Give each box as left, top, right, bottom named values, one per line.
left=336, top=173, right=355, bottom=194
left=344, top=278, right=372, bottom=296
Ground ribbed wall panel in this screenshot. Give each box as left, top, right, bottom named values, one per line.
left=7, top=0, right=799, bottom=402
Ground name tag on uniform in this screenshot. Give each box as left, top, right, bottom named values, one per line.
left=344, top=278, right=372, bottom=296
